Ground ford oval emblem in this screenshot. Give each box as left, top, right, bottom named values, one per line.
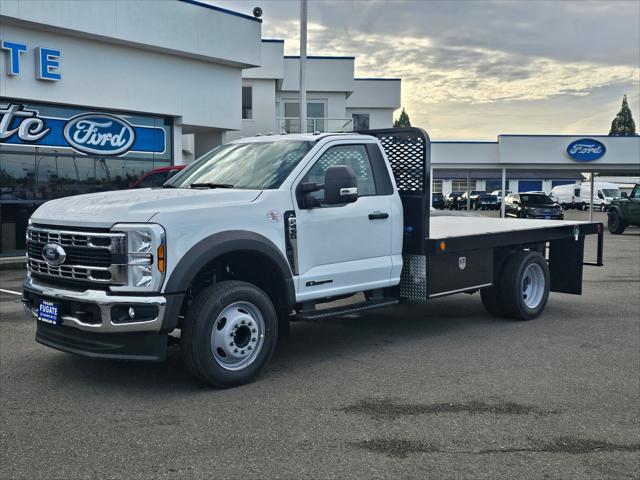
left=63, top=113, right=136, bottom=156
left=566, top=138, right=606, bottom=162
left=41, top=243, right=66, bottom=267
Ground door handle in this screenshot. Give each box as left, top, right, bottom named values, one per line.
left=369, top=212, right=389, bottom=220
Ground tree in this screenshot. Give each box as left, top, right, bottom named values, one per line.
left=609, top=94, right=637, bottom=136
left=393, top=108, right=412, bottom=128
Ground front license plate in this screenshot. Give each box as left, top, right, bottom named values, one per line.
left=544, top=215, right=551, bottom=219
left=38, top=300, right=59, bottom=325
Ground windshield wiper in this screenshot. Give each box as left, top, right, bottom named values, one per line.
left=190, top=183, right=234, bottom=189
left=162, top=184, right=177, bottom=188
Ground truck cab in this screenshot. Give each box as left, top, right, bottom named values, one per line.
left=22, top=129, right=603, bottom=388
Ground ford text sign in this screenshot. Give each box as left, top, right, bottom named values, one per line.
left=0, top=102, right=166, bottom=156
left=566, top=138, right=606, bottom=162
left=63, top=114, right=136, bottom=155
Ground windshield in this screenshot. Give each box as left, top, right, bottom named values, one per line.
left=167, top=140, right=314, bottom=189
left=602, top=189, right=621, bottom=197
left=520, top=194, right=555, bottom=206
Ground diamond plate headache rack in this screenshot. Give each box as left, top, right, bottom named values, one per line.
left=357, top=127, right=431, bottom=195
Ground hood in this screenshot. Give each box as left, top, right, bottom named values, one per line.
left=31, top=188, right=262, bottom=228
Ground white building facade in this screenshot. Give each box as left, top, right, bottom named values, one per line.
left=222, top=40, right=401, bottom=146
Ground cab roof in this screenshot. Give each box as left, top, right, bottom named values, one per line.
left=229, top=132, right=374, bottom=144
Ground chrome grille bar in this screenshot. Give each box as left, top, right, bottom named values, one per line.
left=26, top=226, right=127, bottom=286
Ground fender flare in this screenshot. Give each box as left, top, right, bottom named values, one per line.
left=607, top=205, right=624, bottom=220
left=164, top=229, right=296, bottom=307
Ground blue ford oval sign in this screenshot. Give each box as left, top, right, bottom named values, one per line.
left=63, top=113, right=136, bottom=156
left=566, top=138, right=606, bottom=162
left=42, top=243, right=66, bottom=266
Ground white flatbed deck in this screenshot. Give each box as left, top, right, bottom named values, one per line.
left=429, top=216, right=585, bottom=240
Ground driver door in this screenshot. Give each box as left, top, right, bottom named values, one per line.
left=291, top=142, right=394, bottom=301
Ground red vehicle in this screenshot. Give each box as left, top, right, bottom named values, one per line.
left=129, top=166, right=185, bottom=189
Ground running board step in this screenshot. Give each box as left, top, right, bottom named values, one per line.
left=293, top=298, right=398, bottom=321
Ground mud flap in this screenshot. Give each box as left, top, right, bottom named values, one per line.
left=549, top=236, right=584, bottom=295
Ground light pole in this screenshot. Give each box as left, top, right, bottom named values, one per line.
left=299, top=0, right=307, bottom=133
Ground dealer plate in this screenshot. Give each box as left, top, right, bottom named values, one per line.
left=38, top=300, right=59, bottom=325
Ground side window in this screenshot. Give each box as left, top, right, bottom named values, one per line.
left=302, top=144, right=377, bottom=203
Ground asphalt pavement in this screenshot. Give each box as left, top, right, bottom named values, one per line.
left=1, top=210, right=638, bottom=479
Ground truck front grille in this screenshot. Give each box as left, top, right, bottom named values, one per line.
left=26, top=226, right=127, bottom=285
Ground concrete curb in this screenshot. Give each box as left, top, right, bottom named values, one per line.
left=0, top=256, right=26, bottom=271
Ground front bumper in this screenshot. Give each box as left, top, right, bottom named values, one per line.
left=22, top=276, right=167, bottom=333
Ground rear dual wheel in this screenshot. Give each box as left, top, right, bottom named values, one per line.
left=481, top=251, right=550, bottom=320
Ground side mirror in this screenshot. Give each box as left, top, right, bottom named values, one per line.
left=621, top=192, right=628, bottom=198
left=324, top=165, right=358, bottom=205
left=512, top=200, right=520, bottom=205
left=167, top=169, right=180, bottom=180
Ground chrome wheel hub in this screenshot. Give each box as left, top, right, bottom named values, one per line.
left=522, top=263, right=545, bottom=309
left=211, top=301, right=265, bottom=371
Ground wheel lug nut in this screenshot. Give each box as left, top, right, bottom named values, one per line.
left=230, top=342, right=234, bottom=346
left=234, top=349, right=239, bottom=353
left=241, top=350, right=245, bottom=354
left=252, top=338, right=257, bottom=342
left=248, top=346, right=252, bottom=350
left=252, top=329, right=256, bottom=333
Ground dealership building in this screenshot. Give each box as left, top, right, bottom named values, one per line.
left=0, top=0, right=400, bottom=255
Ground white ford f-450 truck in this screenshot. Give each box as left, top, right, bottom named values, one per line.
left=22, top=128, right=604, bottom=387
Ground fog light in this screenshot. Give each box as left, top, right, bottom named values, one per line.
left=128, top=307, right=135, bottom=319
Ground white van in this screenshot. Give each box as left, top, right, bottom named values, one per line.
left=579, top=182, right=622, bottom=211
left=550, top=183, right=582, bottom=210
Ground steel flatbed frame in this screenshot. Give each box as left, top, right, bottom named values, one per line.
left=359, top=127, right=604, bottom=301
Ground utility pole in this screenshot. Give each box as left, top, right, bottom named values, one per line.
left=299, top=0, right=307, bottom=134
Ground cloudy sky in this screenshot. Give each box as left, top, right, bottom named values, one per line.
left=216, top=0, right=640, bottom=140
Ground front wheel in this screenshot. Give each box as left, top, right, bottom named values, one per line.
left=181, top=281, right=278, bottom=387
left=608, top=211, right=626, bottom=234
left=498, top=251, right=550, bottom=320
left=600, top=204, right=607, bottom=212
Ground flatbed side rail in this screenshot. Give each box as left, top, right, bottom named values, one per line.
left=425, top=222, right=603, bottom=256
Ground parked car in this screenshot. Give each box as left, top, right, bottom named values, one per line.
left=474, top=192, right=498, bottom=210
left=504, top=193, right=564, bottom=219
left=490, top=189, right=512, bottom=206
left=445, top=191, right=463, bottom=210
left=607, top=183, right=640, bottom=234
left=460, top=190, right=485, bottom=209
left=432, top=192, right=445, bottom=209
left=130, top=166, right=185, bottom=188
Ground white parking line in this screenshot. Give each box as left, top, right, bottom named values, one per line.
left=0, top=289, right=21, bottom=296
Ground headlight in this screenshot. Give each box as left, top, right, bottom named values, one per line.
left=110, top=223, right=166, bottom=293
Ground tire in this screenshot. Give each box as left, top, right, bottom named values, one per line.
left=481, top=286, right=505, bottom=317
left=498, top=251, right=550, bottom=321
left=608, top=211, right=626, bottom=234
left=600, top=204, right=607, bottom=212
left=581, top=202, right=587, bottom=211
left=181, top=281, right=278, bottom=388
left=561, top=203, right=567, bottom=210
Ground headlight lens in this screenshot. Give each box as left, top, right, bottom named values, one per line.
left=110, top=223, right=166, bottom=292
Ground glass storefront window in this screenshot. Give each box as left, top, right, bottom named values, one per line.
left=0, top=100, right=173, bottom=255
